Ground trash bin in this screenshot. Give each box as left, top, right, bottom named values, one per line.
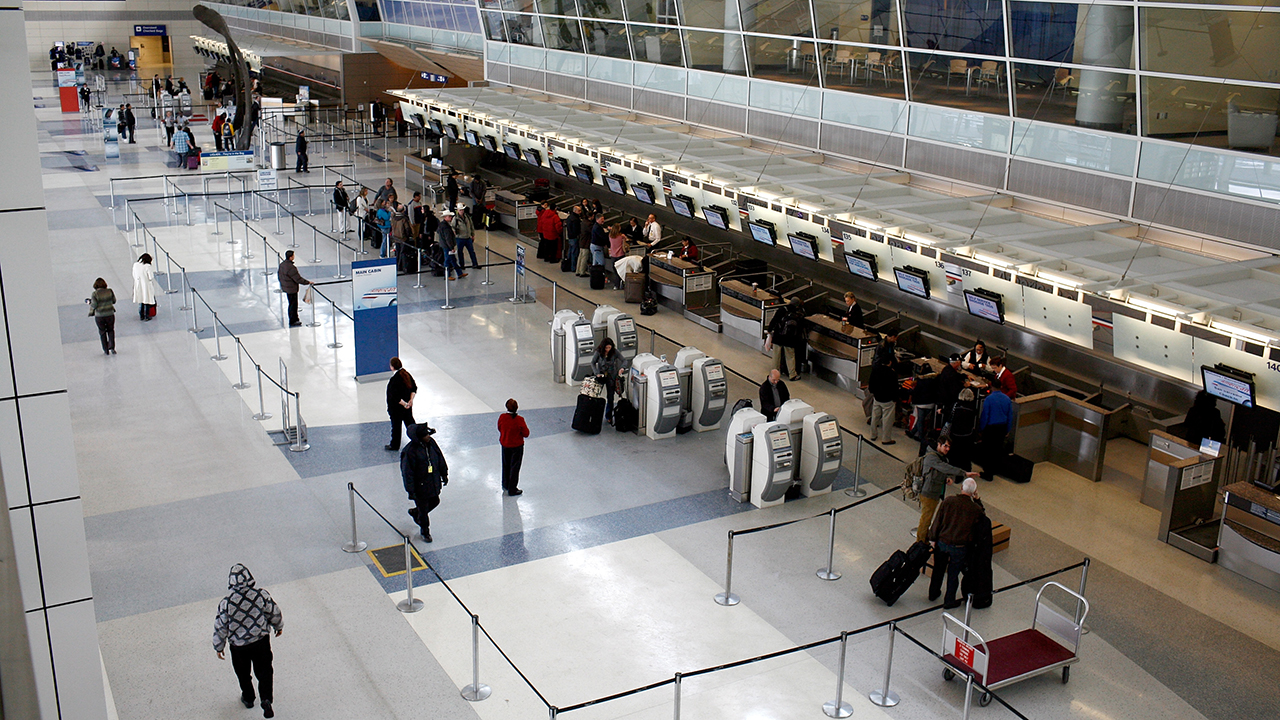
left=269, top=142, right=287, bottom=170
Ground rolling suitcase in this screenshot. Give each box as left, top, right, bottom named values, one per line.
left=589, top=265, right=606, bottom=290
left=1001, top=454, right=1034, bottom=483
left=613, top=398, right=638, bottom=433
left=624, top=273, right=646, bottom=303
left=870, top=541, right=931, bottom=606
left=187, top=150, right=201, bottom=169
left=560, top=255, right=573, bottom=273
left=572, top=395, right=605, bottom=434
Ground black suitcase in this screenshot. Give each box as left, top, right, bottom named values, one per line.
left=589, top=265, right=606, bottom=290
left=1001, top=454, right=1034, bottom=483
left=613, top=398, right=638, bottom=433
left=560, top=255, right=573, bottom=273
left=870, top=541, right=932, bottom=606
left=572, top=395, right=605, bottom=434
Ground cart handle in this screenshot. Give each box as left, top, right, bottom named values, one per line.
left=1033, top=581, right=1089, bottom=651
left=941, top=612, right=989, bottom=655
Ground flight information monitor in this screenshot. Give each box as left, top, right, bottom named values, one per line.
left=444, top=124, right=459, bottom=140
left=605, top=175, right=627, bottom=195
left=964, top=289, right=1005, bottom=324
left=844, top=250, right=878, bottom=281
left=481, top=135, right=498, bottom=152
left=522, top=148, right=542, bottom=166
left=787, top=233, right=819, bottom=261
left=428, top=118, right=444, bottom=135
left=670, top=194, right=695, bottom=218
left=632, top=182, right=656, bottom=205
left=703, top=205, right=729, bottom=230
left=1202, top=365, right=1255, bottom=408
left=748, top=219, right=777, bottom=245
left=573, top=164, right=595, bottom=183
left=464, top=129, right=479, bottom=146
left=549, top=157, right=570, bottom=176
left=894, top=266, right=930, bottom=299
left=502, top=141, right=521, bottom=159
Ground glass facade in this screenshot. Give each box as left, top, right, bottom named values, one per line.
left=213, top=0, right=355, bottom=20
left=472, top=0, right=1280, bottom=156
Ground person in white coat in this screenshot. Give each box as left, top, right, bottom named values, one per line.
left=132, top=253, right=157, bottom=321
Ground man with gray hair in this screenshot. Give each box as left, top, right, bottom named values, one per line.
left=926, top=476, right=986, bottom=609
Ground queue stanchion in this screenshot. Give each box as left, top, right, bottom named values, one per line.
left=868, top=624, right=900, bottom=707
left=163, top=253, right=177, bottom=294
left=413, top=244, right=424, bottom=289
left=306, top=186, right=314, bottom=216
left=210, top=200, right=222, bottom=236
left=241, top=230, right=255, bottom=261
left=342, top=482, right=366, bottom=553
left=822, top=632, right=854, bottom=718
left=274, top=191, right=284, bottom=235
left=188, top=291, right=203, bottom=334
left=307, top=291, right=320, bottom=328
left=441, top=267, right=454, bottom=310
left=327, top=297, right=343, bottom=349
left=227, top=208, right=237, bottom=246
left=290, top=214, right=300, bottom=249
left=185, top=193, right=191, bottom=226
left=672, top=673, right=682, bottom=720
left=460, top=614, right=492, bottom=702
left=481, top=234, right=494, bottom=285
left=714, top=531, right=740, bottom=606
left=310, top=227, right=321, bottom=264
left=397, top=536, right=423, bottom=613
left=178, top=270, right=192, bottom=311
left=232, top=337, right=251, bottom=390
left=845, top=435, right=866, bottom=498
left=816, top=507, right=842, bottom=581
left=210, top=312, right=228, bottom=361
left=261, top=239, right=272, bottom=277
left=358, top=217, right=370, bottom=255
left=252, top=365, right=272, bottom=420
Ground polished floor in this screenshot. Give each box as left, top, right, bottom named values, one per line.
left=32, top=70, right=1280, bottom=719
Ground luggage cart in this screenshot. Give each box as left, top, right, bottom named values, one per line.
left=939, top=581, right=1088, bottom=707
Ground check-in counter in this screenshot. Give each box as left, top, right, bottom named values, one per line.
left=404, top=154, right=445, bottom=196
left=1220, top=482, right=1280, bottom=592
left=492, top=189, right=538, bottom=235
left=719, top=279, right=785, bottom=348
left=805, top=315, right=880, bottom=394
left=1013, top=391, right=1127, bottom=483
left=649, top=253, right=715, bottom=309
left=1146, top=430, right=1219, bottom=561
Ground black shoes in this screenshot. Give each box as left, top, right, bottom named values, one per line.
left=385, top=444, right=399, bottom=451
left=508, top=489, right=523, bottom=496
left=262, top=702, right=274, bottom=718
left=242, top=696, right=255, bottom=709
left=289, top=321, right=302, bottom=327
left=420, top=531, right=432, bottom=543
left=942, top=599, right=962, bottom=610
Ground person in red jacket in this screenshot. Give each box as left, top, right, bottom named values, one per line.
left=535, top=201, right=563, bottom=263
left=497, top=398, right=530, bottom=496
left=989, top=356, right=1016, bottom=400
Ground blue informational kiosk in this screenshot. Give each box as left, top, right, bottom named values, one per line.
left=352, top=258, right=398, bottom=381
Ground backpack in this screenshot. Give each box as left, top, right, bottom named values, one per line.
left=901, top=454, right=926, bottom=501
left=947, top=401, right=978, bottom=439
left=639, top=293, right=657, bottom=316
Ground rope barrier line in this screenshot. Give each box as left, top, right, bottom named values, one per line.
left=891, top=625, right=1032, bottom=720
left=349, top=484, right=409, bottom=540
left=731, top=485, right=899, bottom=537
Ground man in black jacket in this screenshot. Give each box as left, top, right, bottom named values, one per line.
left=294, top=129, right=308, bottom=173
left=936, top=353, right=966, bottom=424
left=123, top=103, right=136, bottom=143
left=765, top=298, right=805, bottom=381
left=277, top=250, right=312, bottom=327
left=758, top=369, right=790, bottom=421
left=401, top=424, right=448, bottom=542
left=333, top=181, right=350, bottom=234
left=868, top=353, right=899, bottom=445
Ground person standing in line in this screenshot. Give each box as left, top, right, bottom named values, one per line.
left=935, top=353, right=966, bottom=424
left=88, top=277, right=116, bottom=355
left=213, top=563, right=283, bottom=718
left=375, top=177, right=395, bottom=205
left=375, top=199, right=392, bottom=258
left=163, top=110, right=176, bottom=147
left=592, top=338, right=626, bottom=425
left=469, top=174, right=486, bottom=222
left=437, top=210, right=465, bottom=279
left=563, top=204, right=582, bottom=270
left=385, top=357, right=416, bottom=451
left=976, top=386, right=1012, bottom=481
left=917, top=434, right=980, bottom=543
left=294, top=129, right=309, bottom=173
left=589, top=215, right=609, bottom=268
left=277, top=250, right=312, bottom=328
left=172, top=119, right=191, bottom=167
left=497, top=398, right=530, bottom=496
left=354, top=187, right=372, bottom=243
left=535, top=200, right=563, bottom=262
left=444, top=171, right=459, bottom=211
left=123, top=103, right=136, bottom=143
left=212, top=112, right=224, bottom=151
left=407, top=191, right=423, bottom=240
left=927, top=477, right=986, bottom=609
left=401, top=424, right=448, bottom=543
left=452, top=205, right=477, bottom=270
left=576, top=207, right=595, bottom=277
left=868, top=352, right=898, bottom=445
left=332, top=181, right=350, bottom=235
left=764, top=298, right=805, bottom=382
left=132, top=253, right=156, bottom=321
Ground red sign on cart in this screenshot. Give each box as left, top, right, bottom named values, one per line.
left=954, top=639, right=976, bottom=668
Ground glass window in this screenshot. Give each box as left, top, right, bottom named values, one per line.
left=586, top=53, right=633, bottom=82
left=636, top=62, right=687, bottom=88
left=901, top=0, right=1003, bottom=56
left=626, top=0, right=681, bottom=24
left=750, top=79, right=821, bottom=114
left=501, top=0, right=537, bottom=12
left=543, top=16, right=585, bottom=50
left=537, top=0, right=578, bottom=14
left=822, top=88, right=908, bottom=132
left=354, top=0, right=381, bottom=20
left=582, top=19, right=631, bottom=57
left=818, top=42, right=904, bottom=99
left=484, top=9, right=509, bottom=40
left=813, top=0, right=897, bottom=45
left=506, top=13, right=543, bottom=44
left=745, top=34, right=820, bottom=86
left=1143, top=76, right=1278, bottom=154
left=685, top=29, right=748, bottom=74
left=905, top=51, right=1009, bottom=115
left=737, top=0, right=814, bottom=37
left=1142, top=8, right=1280, bottom=84
left=1011, top=120, right=1138, bottom=175
left=1139, top=142, right=1280, bottom=201
left=630, top=24, right=685, bottom=66
left=688, top=68, right=750, bottom=101
left=577, top=0, right=626, bottom=21
left=455, top=5, right=481, bottom=33
left=547, top=48, right=587, bottom=73
left=678, top=0, right=730, bottom=29
left=1008, top=2, right=1077, bottom=63
left=909, top=104, right=1012, bottom=152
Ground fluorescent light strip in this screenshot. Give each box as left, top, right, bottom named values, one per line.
left=1211, top=319, right=1278, bottom=345
left=1128, top=296, right=1185, bottom=318
left=904, top=231, right=937, bottom=246
left=1037, top=270, right=1083, bottom=288
left=973, top=252, right=1013, bottom=269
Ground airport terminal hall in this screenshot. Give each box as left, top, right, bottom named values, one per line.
left=7, top=0, right=1280, bottom=717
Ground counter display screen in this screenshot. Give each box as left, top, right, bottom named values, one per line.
left=894, top=267, right=930, bottom=299
left=522, top=148, right=542, bottom=166
left=964, top=289, right=1005, bottom=324
left=703, top=205, right=729, bottom=230
left=573, top=164, right=595, bottom=183
left=788, top=234, right=818, bottom=261
left=844, top=251, right=878, bottom=281
left=658, top=369, right=679, bottom=386
left=705, top=363, right=724, bottom=380
left=769, top=429, right=790, bottom=450
left=481, top=135, right=498, bottom=152
left=503, top=141, right=521, bottom=159
left=820, top=420, right=839, bottom=440
left=549, top=157, right=570, bottom=176
left=605, top=175, right=627, bottom=195
left=573, top=323, right=593, bottom=340
left=748, top=220, right=776, bottom=245
left=1202, top=365, right=1255, bottom=408
left=632, top=183, right=656, bottom=205
left=464, top=129, right=479, bottom=146
left=445, top=124, right=459, bottom=140
left=616, top=318, right=634, bottom=333
left=428, top=118, right=444, bottom=135
left=670, top=195, right=695, bottom=218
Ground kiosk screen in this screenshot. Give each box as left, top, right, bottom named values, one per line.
left=616, top=318, right=634, bottom=333
left=820, top=420, right=839, bottom=440
left=658, top=369, right=678, bottom=386
left=632, top=183, right=656, bottom=205
left=769, top=429, right=789, bottom=450
left=705, top=364, right=724, bottom=380
left=573, top=324, right=593, bottom=341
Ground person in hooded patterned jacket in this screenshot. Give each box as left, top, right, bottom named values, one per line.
left=213, top=564, right=283, bottom=718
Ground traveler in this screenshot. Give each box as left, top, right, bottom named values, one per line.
left=765, top=298, right=805, bottom=381
left=536, top=201, right=563, bottom=262
left=401, top=424, right=448, bottom=542
left=936, top=353, right=966, bottom=422
left=757, top=369, right=790, bottom=421
left=374, top=178, right=395, bottom=205
left=589, top=215, right=609, bottom=267
left=564, top=204, right=582, bottom=268
left=445, top=171, right=460, bottom=210
left=927, top=477, right=986, bottom=609
left=576, top=207, right=595, bottom=276
left=917, top=434, right=980, bottom=543
left=88, top=277, right=116, bottom=355
left=212, top=112, right=224, bottom=151
left=868, top=353, right=898, bottom=445
left=452, top=206, right=477, bottom=270
left=276, top=250, right=312, bottom=327
left=123, top=104, right=136, bottom=143
left=132, top=254, right=156, bottom=321
left=332, top=181, right=350, bottom=234
left=592, top=338, right=626, bottom=424
left=497, top=398, right=530, bottom=496
left=946, top=388, right=980, bottom=470
left=407, top=191, right=422, bottom=239
left=607, top=224, right=628, bottom=288
left=976, top=386, right=1012, bottom=480
left=354, top=187, right=372, bottom=243
left=294, top=129, right=308, bottom=173
left=375, top=199, right=392, bottom=258
left=163, top=111, right=176, bottom=147
left=1183, top=390, right=1226, bottom=449
left=213, top=563, right=283, bottom=718
left=436, top=210, right=465, bottom=279
left=172, top=121, right=191, bottom=167
left=385, top=357, right=416, bottom=451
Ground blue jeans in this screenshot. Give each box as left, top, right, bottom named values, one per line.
left=443, top=250, right=461, bottom=278
left=929, top=542, right=968, bottom=606
left=590, top=246, right=605, bottom=267
left=380, top=230, right=390, bottom=258
left=455, top=237, right=477, bottom=268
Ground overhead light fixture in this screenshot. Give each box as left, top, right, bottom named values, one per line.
left=904, top=231, right=937, bottom=246
left=973, top=251, right=1013, bottom=269
left=1128, top=295, right=1185, bottom=318
left=1037, top=269, right=1083, bottom=288
left=853, top=216, right=883, bottom=231
left=1210, top=319, right=1278, bottom=345
left=798, top=202, right=824, bottom=214
left=754, top=189, right=779, bottom=202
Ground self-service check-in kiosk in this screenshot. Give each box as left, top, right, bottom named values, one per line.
left=629, top=353, right=660, bottom=433
left=775, top=399, right=815, bottom=480
left=645, top=362, right=683, bottom=440
left=751, top=422, right=794, bottom=508
left=592, top=305, right=620, bottom=347
left=799, top=412, right=842, bottom=496
left=551, top=309, right=579, bottom=384
left=727, top=407, right=766, bottom=502
left=607, top=312, right=638, bottom=364
left=560, top=312, right=595, bottom=384
left=691, top=357, right=727, bottom=431
left=674, top=347, right=704, bottom=432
